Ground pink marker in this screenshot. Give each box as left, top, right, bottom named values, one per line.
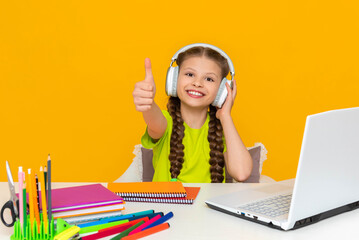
left=18, top=167, right=24, bottom=231
left=128, top=214, right=162, bottom=235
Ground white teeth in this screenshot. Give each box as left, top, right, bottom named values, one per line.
left=188, top=91, right=203, bottom=96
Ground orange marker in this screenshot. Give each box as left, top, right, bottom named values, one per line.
left=121, top=223, right=170, bottom=240
left=31, top=170, right=41, bottom=231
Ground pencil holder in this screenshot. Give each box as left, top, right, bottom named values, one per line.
left=10, top=214, right=69, bottom=240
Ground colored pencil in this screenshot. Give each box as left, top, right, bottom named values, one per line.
left=35, top=174, right=40, bottom=214
left=39, top=166, right=48, bottom=233
left=47, top=154, right=52, bottom=235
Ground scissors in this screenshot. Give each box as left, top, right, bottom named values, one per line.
left=1, top=161, right=19, bottom=227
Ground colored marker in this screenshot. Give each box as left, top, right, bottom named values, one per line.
left=77, top=210, right=159, bottom=228
left=27, top=169, right=35, bottom=234
left=79, top=219, right=129, bottom=234
left=131, top=210, right=154, bottom=217
left=97, top=217, right=149, bottom=233
left=77, top=214, right=134, bottom=228
left=122, top=223, right=170, bottom=240
left=23, top=183, right=27, bottom=239
left=81, top=218, right=145, bottom=240
left=142, top=211, right=173, bottom=230
left=128, top=213, right=162, bottom=235
left=127, top=212, right=163, bottom=222
left=110, top=221, right=144, bottom=240
left=18, top=167, right=24, bottom=232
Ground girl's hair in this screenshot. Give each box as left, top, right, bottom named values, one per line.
left=167, top=46, right=230, bottom=183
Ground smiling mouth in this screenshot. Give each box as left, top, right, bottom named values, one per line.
left=187, top=90, right=205, bottom=97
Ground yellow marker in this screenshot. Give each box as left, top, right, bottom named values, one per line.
left=27, top=169, right=35, bottom=234
left=39, top=166, right=48, bottom=234
left=53, top=226, right=80, bottom=240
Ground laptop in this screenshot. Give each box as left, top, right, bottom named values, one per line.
left=205, top=107, right=359, bottom=230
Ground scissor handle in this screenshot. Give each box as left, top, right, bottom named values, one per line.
left=1, top=200, right=17, bottom=227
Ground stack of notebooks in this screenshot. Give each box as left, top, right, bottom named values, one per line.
left=107, top=182, right=200, bottom=204
left=43, top=184, right=125, bottom=224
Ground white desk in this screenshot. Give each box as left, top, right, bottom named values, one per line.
left=1, top=181, right=359, bottom=240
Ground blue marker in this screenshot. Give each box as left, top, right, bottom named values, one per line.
left=131, top=209, right=155, bottom=217
left=142, top=212, right=174, bottom=230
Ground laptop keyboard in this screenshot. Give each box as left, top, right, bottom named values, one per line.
left=239, top=194, right=292, bottom=218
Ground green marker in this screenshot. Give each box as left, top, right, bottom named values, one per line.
left=79, top=219, right=129, bottom=234
left=23, top=187, right=27, bottom=239
left=110, top=221, right=144, bottom=240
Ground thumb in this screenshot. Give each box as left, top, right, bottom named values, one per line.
left=144, top=58, right=154, bottom=83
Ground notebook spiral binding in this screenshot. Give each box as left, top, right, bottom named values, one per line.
left=113, top=192, right=187, bottom=198
left=121, top=197, right=193, bottom=204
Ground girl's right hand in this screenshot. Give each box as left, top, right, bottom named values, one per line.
left=133, top=58, right=156, bottom=112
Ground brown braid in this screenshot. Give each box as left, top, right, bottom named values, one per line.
left=208, top=105, right=225, bottom=183
left=167, top=46, right=229, bottom=182
left=167, top=96, right=185, bottom=179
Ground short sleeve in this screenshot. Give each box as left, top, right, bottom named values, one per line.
left=141, top=110, right=172, bottom=149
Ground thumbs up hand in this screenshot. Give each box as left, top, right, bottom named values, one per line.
left=133, top=58, right=157, bottom=112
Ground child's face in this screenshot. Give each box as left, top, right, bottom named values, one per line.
left=177, top=56, right=222, bottom=109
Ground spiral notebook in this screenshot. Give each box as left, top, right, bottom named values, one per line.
left=107, top=182, right=187, bottom=198
left=121, top=187, right=200, bottom=204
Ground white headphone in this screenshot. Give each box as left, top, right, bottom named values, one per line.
left=165, top=43, right=235, bottom=108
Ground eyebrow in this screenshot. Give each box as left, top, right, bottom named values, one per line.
left=182, top=67, right=219, bottom=78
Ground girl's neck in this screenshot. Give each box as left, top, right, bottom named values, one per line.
left=180, top=104, right=208, bottom=129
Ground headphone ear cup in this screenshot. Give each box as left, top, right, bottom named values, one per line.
left=212, top=78, right=229, bottom=108
left=166, top=66, right=179, bottom=97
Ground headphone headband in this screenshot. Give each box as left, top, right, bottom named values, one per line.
left=171, top=43, right=235, bottom=79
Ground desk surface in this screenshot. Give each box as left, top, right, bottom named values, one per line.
left=1, top=181, right=359, bottom=240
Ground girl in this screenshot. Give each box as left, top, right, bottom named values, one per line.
left=132, top=44, right=252, bottom=183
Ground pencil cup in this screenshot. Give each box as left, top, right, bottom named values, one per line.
left=11, top=213, right=55, bottom=240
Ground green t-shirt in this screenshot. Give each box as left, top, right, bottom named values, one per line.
left=141, top=110, right=226, bottom=183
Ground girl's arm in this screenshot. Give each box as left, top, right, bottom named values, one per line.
left=133, top=58, right=167, bottom=140
left=216, top=80, right=253, bottom=182
left=221, top=115, right=253, bottom=182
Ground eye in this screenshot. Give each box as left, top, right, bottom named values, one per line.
left=185, top=73, right=194, bottom=77
left=205, top=77, right=214, bottom=82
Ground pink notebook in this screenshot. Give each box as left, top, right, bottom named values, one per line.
left=40, top=184, right=124, bottom=212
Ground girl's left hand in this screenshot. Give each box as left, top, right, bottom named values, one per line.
left=216, top=79, right=237, bottom=121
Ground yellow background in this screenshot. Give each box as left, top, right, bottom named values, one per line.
left=1, top=1, right=358, bottom=182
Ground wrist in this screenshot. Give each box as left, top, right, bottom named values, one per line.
left=218, top=113, right=232, bottom=123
